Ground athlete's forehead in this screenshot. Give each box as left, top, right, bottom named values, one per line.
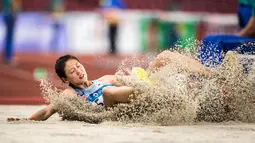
left=65, top=59, right=79, bottom=70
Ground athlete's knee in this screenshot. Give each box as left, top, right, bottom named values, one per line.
left=158, top=50, right=173, bottom=58
left=154, top=51, right=170, bottom=62
left=149, top=51, right=171, bottom=68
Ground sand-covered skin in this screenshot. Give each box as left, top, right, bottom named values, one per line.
left=1, top=105, right=255, bottom=143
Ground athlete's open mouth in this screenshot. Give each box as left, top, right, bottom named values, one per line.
left=79, top=74, right=84, bottom=79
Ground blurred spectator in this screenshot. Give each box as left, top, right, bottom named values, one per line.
left=197, top=0, right=255, bottom=67
left=147, top=18, right=159, bottom=53
left=99, top=0, right=126, bottom=55
left=48, top=0, right=65, bottom=52
left=2, top=0, right=21, bottom=65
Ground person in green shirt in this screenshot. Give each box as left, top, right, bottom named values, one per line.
left=197, top=0, right=255, bottom=67
left=2, top=0, right=21, bottom=65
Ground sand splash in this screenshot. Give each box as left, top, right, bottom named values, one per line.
left=40, top=50, right=255, bottom=125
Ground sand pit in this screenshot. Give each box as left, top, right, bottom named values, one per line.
left=1, top=105, right=255, bottom=143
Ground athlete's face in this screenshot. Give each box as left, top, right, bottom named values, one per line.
left=63, top=59, right=88, bottom=85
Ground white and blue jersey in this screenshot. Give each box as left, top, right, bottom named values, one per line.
left=75, top=80, right=114, bottom=106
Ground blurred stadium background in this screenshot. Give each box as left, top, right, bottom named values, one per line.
left=0, top=0, right=241, bottom=104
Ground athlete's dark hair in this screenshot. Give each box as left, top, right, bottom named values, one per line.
left=55, top=54, right=79, bottom=81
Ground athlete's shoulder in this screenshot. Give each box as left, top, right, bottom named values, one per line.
left=63, top=87, right=76, bottom=95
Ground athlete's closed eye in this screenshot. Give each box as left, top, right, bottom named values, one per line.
left=70, top=68, right=74, bottom=74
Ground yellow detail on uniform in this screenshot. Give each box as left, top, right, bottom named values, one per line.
left=132, top=67, right=154, bottom=86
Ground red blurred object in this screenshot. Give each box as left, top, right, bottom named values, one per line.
left=0, top=0, right=238, bottom=13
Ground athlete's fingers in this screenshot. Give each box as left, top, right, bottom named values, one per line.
left=7, top=117, right=15, bottom=121
left=7, top=117, right=21, bottom=121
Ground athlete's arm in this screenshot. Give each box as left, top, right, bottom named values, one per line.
left=102, top=86, right=134, bottom=108
left=239, top=16, right=255, bottom=37
left=7, top=104, right=56, bottom=121
left=27, top=104, right=56, bottom=121
left=98, top=75, right=123, bottom=86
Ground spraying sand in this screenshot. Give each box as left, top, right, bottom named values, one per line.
left=39, top=51, right=255, bottom=125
